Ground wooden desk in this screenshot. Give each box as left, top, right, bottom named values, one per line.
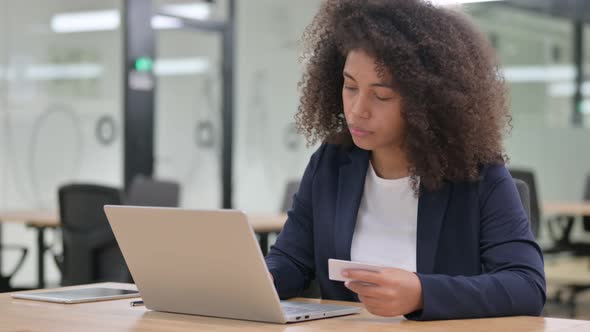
left=248, top=213, right=287, bottom=256
left=543, top=202, right=590, bottom=217
left=0, top=210, right=287, bottom=289
left=0, top=209, right=59, bottom=227
left=3, top=283, right=590, bottom=332
left=541, top=201, right=590, bottom=252
left=248, top=213, right=287, bottom=233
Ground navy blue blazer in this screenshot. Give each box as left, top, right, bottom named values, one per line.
left=265, top=143, right=546, bottom=321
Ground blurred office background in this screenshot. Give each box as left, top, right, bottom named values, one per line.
left=1, top=0, right=590, bottom=319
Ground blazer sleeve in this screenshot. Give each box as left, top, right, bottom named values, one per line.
left=406, top=166, right=546, bottom=321
left=264, top=144, right=325, bottom=299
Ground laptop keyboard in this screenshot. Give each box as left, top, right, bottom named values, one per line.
left=281, top=302, right=337, bottom=315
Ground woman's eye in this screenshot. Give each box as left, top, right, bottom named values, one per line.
left=375, top=95, right=393, bottom=101
left=343, top=85, right=357, bottom=90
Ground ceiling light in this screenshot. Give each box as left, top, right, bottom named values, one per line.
left=25, top=64, right=103, bottom=80
left=51, top=3, right=210, bottom=33
left=152, top=15, right=184, bottom=29
left=51, top=10, right=119, bottom=33
left=502, top=65, right=575, bottom=83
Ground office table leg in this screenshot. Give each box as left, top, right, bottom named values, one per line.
left=0, top=222, right=5, bottom=291
left=259, top=233, right=269, bottom=256
left=36, top=226, right=46, bottom=289
left=0, top=222, right=3, bottom=277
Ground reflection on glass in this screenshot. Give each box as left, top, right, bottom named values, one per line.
left=0, top=0, right=123, bottom=287
left=468, top=3, right=573, bottom=128
left=234, top=0, right=321, bottom=213
left=155, top=29, right=222, bottom=209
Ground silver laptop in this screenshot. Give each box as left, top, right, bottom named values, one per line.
left=104, top=206, right=361, bottom=323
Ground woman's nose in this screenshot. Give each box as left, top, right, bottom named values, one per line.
left=351, top=94, right=370, bottom=119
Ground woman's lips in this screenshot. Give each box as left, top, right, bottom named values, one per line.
left=349, top=126, right=372, bottom=137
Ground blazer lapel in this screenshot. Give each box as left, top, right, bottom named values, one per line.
left=333, top=147, right=370, bottom=261
left=416, top=182, right=451, bottom=274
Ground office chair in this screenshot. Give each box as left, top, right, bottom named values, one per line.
left=125, top=175, right=181, bottom=207
left=513, top=179, right=532, bottom=229
left=509, top=168, right=577, bottom=253
left=583, top=175, right=590, bottom=233
left=509, top=168, right=540, bottom=238
left=280, top=180, right=300, bottom=213
left=56, top=184, right=130, bottom=286
left=510, top=167, right=587, bottom=254
left=278, top=180, right=321, bottom=298
left=560, top=174, right=590, bottom=255
left=0, top=224, right=29, bottom=291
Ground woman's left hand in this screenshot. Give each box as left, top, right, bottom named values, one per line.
left=343, top=268, right=423, bottom=317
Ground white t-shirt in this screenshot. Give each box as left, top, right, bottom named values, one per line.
left=350, top=162, right=418, bottom=272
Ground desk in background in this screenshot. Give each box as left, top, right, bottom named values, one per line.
left=543, top=202, right=590, bottom=217
left=4, top=283, right=590, bottom=332
left=540, top=201, right=590, bottom=249
left=542, top=201, right=590, bottom=244
left=0, top=210, right=286, bottom=289
left=248, top=213, right=287, bottom=256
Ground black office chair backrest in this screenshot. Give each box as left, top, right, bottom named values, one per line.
left=584, top=175, right=590, bottom=232
left=125, top=175, right=180, bottom=207
left=513, top=179, right=533, bottom=233
left=279, top=179, right=321, bottom=298
left=58, top=184, right=129, bottom=286
left=281, top=180, right=300, bottom=213
left=509, top=168, right=540, bottom=238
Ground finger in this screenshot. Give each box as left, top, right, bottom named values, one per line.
left=358, top=293, right=378, bottom=301
left=343, top=269, right=384, bottom=285
left=345, top=281, right=386, bottom=298
left=358, top=294, right=385, bottom=305
left=358, top=293, right=393, bottom=304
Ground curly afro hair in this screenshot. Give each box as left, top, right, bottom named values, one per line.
left=296, top=0, right=510, bottom=191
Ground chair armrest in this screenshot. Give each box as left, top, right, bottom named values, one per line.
left=0, top=245, right=29, bottom=279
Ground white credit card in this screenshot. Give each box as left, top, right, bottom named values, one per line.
left=328, top=258, right=387, bottom=282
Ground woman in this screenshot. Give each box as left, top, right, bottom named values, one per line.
left=265, top=0, right=545, bottom=321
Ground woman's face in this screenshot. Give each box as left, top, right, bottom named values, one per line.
left=342, top=49, right=405, bottom=152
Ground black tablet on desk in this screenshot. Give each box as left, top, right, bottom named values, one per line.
left=11, top=287, right=140, bottom=304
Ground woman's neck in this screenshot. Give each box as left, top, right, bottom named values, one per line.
left=370, top=146, right=411, bottom=180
